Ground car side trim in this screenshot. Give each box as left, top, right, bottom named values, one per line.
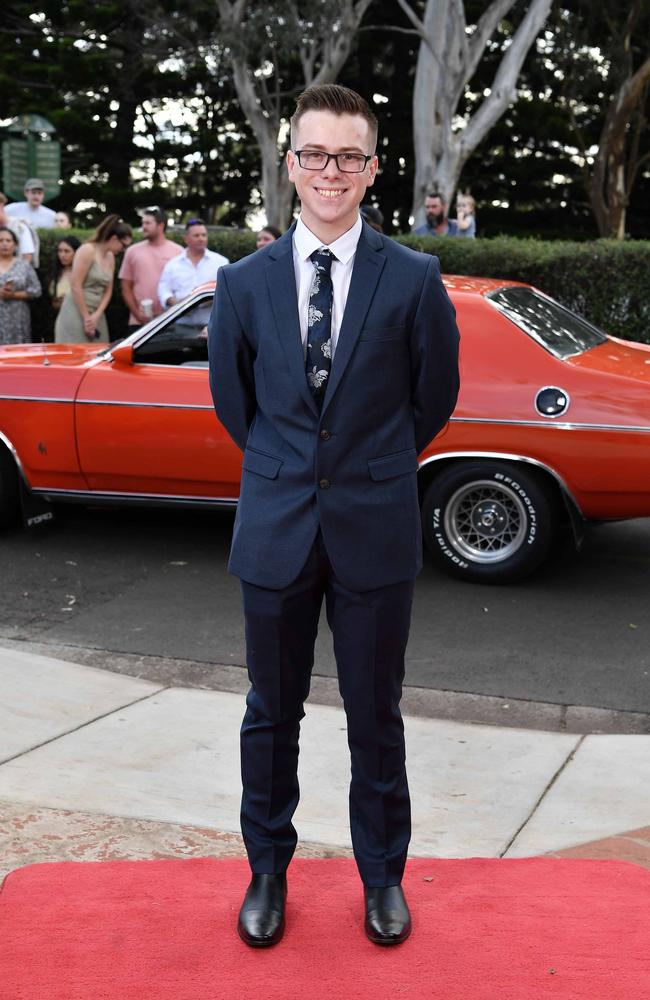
left=0, top=395, right=72, bottom=403
left=8, top=401, right=640, bottom=429
left=74, top=399, right=215, bottom=410
left=418, top=450, right=585, bottom=518
left=32, top=487, right=239, bottom=509
left=450, top=416, right=650, bottom=433
left=3, top=398, right=644, bottom=430
left=0, top=395, right=214, bottom=410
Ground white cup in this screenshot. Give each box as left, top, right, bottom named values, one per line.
left=140, top=298, right=154, bottom=318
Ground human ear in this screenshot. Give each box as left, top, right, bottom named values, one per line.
left=286, top=149, right=297, bottom=183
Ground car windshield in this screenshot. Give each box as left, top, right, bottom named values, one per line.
left=486, top=286, right=608, bottom=359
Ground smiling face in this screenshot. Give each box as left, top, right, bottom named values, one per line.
left=287, top=110, right=377, bottom=244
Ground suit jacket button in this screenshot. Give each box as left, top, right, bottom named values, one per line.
left=319, top=478, right=330, bottom=489
left=320, top=429, right=331, bottom=441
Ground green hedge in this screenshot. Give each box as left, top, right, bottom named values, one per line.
left=33, top=229, right=650, bottom=344
left=397, top=235, right=650, bottom=344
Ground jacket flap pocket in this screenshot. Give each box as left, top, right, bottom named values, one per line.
left=359, top=324, right=405, bottom=342
left=368, top=448, right=419, bottom=482
left=243, top=449, right=283, bottom=480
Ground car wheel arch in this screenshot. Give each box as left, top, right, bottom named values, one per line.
left=0, top=432, right=23, bottom=528
left=417, top=452, right=584, bottom=582
left=417, top=451, right=581, bottom=522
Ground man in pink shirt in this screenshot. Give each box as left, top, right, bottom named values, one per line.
left=119, top=207, right=182, bottom=329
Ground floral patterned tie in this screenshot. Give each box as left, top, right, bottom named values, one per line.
left=306, top=248, right=335, bottom=408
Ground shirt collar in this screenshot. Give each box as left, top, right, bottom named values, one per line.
left=181, top=247, right=209, bottom=261
left=294, top=214, right=362, bottom=264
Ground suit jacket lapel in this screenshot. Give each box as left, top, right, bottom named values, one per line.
left=321, top=225, right=386, bottom=417
left=265, top=224, right=319, bottom=418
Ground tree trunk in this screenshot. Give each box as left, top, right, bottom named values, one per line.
left=588, top=54, right=650, bottom=238
left=406, top=0, right=552, bottom=228
left=261, top=155, right=295, bottom=230
left=216, top=0, right=372, bottom=230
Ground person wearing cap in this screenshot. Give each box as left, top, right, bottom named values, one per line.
left=5, top=179, right=56, bottom=229
left=119, top=207, right=182, bottom=330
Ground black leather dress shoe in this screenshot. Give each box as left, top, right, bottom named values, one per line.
left=364, top=884, right=412, bottom=945
left=237, top=874, right=287, bottom=947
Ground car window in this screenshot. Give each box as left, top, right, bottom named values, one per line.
left=133, top=297, right=214, bottom=366
left=486, top=286, right=608, bottom=360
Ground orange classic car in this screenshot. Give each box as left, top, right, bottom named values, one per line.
left=1, top=277, right=649, bottom=583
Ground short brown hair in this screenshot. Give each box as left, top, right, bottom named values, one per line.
left=290, top=85, right=378, bottom=152
left=142, top=206, right=168, bottom=229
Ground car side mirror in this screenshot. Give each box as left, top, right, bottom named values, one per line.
left=111, top=343, right=134, bottom=366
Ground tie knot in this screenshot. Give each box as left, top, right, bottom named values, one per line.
left=310, top=248, right=335, bottom=274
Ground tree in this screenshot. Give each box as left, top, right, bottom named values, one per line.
left=397, top=0, right=552, bottom=227
left=0, top=1, right=259, bottom=224
left=214, top=0, right=373, bottom=229
left=556, top=0, right=650, bottom=239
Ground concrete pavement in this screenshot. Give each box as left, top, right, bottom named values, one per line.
left=2, top=645, right=650, bottom=883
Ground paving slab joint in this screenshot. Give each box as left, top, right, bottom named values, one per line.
left=501, top=734, right=586, bottom=857
left=0, top=684, right=169, bottom=768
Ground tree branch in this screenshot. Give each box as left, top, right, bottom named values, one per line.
left=462, top=0, right=553, bottom=155
left=394, top=0, right=428, bottom=39
left=358, top=23, right=421, bottom=38
left=466, top=0, right=516, bottom=84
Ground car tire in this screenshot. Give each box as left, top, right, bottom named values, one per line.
left=0, top=446, right=20, bottom=529
left=421, top=460, right=557, bottom=584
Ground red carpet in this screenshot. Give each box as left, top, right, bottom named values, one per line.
left=1, top=857, right=648, bottom=999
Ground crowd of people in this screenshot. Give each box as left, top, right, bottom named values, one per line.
left=0, top=176, right=476, bottom=346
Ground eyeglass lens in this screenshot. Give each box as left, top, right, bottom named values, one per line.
left=297, top=150, right=369, bottom=173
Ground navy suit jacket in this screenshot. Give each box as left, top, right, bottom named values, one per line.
left=208, top=220, right=460, bottom=591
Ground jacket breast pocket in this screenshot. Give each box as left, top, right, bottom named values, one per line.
left=242, top=448, right=283, bottom=480
left=368, top=448, right=419, bottom=482
left=359, top=324, right=405, bottom=342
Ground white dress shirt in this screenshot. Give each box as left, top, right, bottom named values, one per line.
left=158, top=247, right=229, bottom=308
left=293, top=214, right=362, bottom=358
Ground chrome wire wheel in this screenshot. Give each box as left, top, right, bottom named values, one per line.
left=443, top=479, right=528, bottom=564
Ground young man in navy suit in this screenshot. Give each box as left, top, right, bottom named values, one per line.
left=208, top=85, right=460, bottom=947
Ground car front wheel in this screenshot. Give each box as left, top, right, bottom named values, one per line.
left=421, top=461, right=557, bottom=583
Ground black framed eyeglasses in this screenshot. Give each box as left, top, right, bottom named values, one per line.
left=293, top=149, right=372, bottom=173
